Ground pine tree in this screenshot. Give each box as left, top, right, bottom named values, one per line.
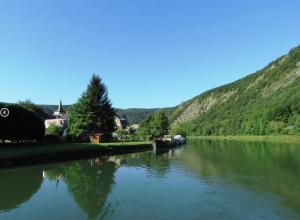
left=69, top=74, right=116, bottom=140
left=69, top=93, right=95, bottom=139
left=85, top=74, right=116, bottom=135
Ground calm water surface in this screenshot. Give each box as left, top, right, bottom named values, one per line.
left=1, top=139, right=300, bottom=220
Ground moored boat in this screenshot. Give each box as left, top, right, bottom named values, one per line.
left=172, top=135, right=186, bottom=145
left=152, top=139, right=171, bottom=149
left=152, top=135, right=186, bottom=153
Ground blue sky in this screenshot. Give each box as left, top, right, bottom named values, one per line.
left=1, top=0, right=300, bottom=108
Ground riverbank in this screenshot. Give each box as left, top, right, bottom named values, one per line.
left=189, top=135, right=300, bottom=143
left=0, top=141, right=152, bottom=168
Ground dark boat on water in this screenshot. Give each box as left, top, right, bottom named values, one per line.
left=152, top=139, right=171, bottom=154
left=152, top=135, right=186, bottom=153
left=153, top=139, right=171, bottom=149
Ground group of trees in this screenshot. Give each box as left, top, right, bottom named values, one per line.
left=138, top=111, right=170, bottom=140
left=113, top=128, right=140, bottom=141
left=138, top=110, right=190, bottom=140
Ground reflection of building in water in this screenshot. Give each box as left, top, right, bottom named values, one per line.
left=89, top=157, right=125, bottom=168
left=45, top=100, right=69, bottom=129
left=107, top=156, right=125, bottom=167
left=43, top=171, right=65, bottom=181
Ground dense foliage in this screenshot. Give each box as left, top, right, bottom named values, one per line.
left=19, top=99, right=49, bottom=120
left=170, top=126, right=187, bottom=137
left=68, top=74, right=116, bottom=140
left=69, top=93, right=95, bottom=139
left=139, top=111, right=169, bottom=140
left=45, top=124, right=63, bottom=136
left=116, top=108, right=172, bottom=125
left=169, top=46, right=300, bottom=136
left=0, top=103, right=45, bottom=142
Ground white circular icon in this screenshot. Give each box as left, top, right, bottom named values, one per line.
left=0, top=108, right=9, bottom=118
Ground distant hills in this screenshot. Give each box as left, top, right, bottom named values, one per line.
left=1, top=103, right=167, bottom=125
left=38, top=104, right=164, bottom=125
left=168, top=45, right=300, bottom=135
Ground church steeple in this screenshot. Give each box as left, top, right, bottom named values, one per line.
left=54, top=100, right=66, bottom=118
left=58, top=100, right=64, bottom=113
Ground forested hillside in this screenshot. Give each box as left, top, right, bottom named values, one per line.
left=116, top=108, right=172, bottom=125
left=169, top=45, right=300, bottom=136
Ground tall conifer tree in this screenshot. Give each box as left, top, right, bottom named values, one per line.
left=69, top=74, right=116, bottom=139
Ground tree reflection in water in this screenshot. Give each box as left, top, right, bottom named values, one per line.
left=1, top=142, right=300, bottom=219
left=43, top=152, right=174, bottom=220
left=119, top=151, right=172, bottom=178
left=44, top=158, right=118, bottom=220
left=0, top=167, right=43, bottom=213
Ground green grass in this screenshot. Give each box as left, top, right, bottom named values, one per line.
left=189, top=135, right=300, bottom=144
left=0, top=141, right=152, bottom=159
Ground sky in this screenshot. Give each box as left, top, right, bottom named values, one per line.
left=1, top=0, right=300, bottom=108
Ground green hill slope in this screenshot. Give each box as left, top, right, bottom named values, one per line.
left=169, top=45, right=300, bottom=136
left=116, top=108, right=161, bottom=125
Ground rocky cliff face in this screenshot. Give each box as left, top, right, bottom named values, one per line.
left=172, top=89, right=237, bottom=126
left=169, top=45, right=300, bottom=135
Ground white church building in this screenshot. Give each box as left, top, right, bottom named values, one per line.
left=45, top=101, right=69, bottom=129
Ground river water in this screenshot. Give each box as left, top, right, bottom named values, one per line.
left=1, top=139, right=300, bottom=220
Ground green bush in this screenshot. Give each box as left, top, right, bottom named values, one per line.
left=266, top=121, right=285, bottom=134
left=288, top=129, right=297, bottom=135
left=45, top=124, right=63, bottom=136
left=170, top=126, right=187, bottom=137
left=139, top=111, right=169, bottom=139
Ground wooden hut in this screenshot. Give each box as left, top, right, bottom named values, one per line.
left=89, top=133, right=104, bottom=144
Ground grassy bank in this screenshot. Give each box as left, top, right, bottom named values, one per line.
left=189, top=135, right=300, bottom=144
left=0, top=141, right=152, bottom=168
